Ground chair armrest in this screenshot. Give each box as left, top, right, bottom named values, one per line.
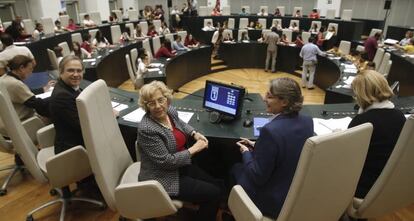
left=114, top=181, right=179, bottom=219
left=22, top=116, right=44, bottom=144
left=36, top=124, right=55, bottom=149
left=347, top=197, right=364, bottom=218
left=228, top=185, right=263, bottom=221
left=45, top=145, right=91, bottom=188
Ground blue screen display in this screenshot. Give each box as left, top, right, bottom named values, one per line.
left=204, top=82, right=241, bottom=116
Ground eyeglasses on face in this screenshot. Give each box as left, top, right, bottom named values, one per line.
left=145, top=96, right=167, bottom=108
left=65, top=68, right=84, bottom=74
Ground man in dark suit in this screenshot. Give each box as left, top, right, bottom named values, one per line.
left=49, top=55, right=84, bottom=154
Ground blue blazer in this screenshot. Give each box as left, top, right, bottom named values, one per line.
left=233, top=113, right=314, bottom=218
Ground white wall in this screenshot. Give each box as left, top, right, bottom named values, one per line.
left=316, top=0, right=341, bottom=17
left=28, top=0, right=61, bottom=21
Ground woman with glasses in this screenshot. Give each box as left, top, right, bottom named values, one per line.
left=231, top=78, right=314, bottom=218
left=136, top=81, right=224, bottom=221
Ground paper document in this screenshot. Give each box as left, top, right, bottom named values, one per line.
left=177, top=111, right=194, bottom=123
left=83, top=58, right=96, bottom=62
left=344, top=76, right=355, bottom=85
left=384, top=39, right=398, bottom=45
left=111, top=101, right=119, bottom=107
left=149, top=63, right=163, bottom=67
left=114, top=104, right=128, bottom=112
left=35, top=87, right=54, bottom=99
left=147, top=68, right=161, bottom=72
left=313, top=117, right=352, bottom=135
left=253, top=117, right=270, bottom=137
left=122, top=108, right=146, bottom=123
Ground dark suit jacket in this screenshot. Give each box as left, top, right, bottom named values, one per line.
left=233, top=113, right=314, bottom=218
left=49, top=79, right=83, bottom=154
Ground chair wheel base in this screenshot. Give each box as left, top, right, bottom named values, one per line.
left=26, top=215, right=34, bottom=221
left=0, top=189, right=7, bottom=196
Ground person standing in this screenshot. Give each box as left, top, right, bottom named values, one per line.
left=264, top=27, right=279, bottom=73
left=364, top=32, right=381, bottom=61
left=299, top=36, right=325, bottom=89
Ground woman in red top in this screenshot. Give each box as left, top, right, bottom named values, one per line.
left=155, top=39, right=176, bottom=58
left=184, top=34, right=199, bottom=48
left=80, top=33, right=93, bottom=53
left=66, top=18, right=78, bottom=31
left=147, top=24, right=158, bottom=37
left=316, top=26, right=325, bottom=48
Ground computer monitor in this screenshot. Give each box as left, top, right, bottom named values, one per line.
left=203, top=80, right=245, bottom=118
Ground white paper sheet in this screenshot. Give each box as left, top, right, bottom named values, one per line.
left=147, top=68, right=161, bottom=72
left=111, top=101, right=119, bottom=107
left=114, top=104, right=128, bottom=112
left=83, top=58, right=96, bottom=62
left=122, top=108, right=146, bottom=123
left=35, top=87, right=54, bottom=99
left=344, top=76, right=355, bottom=85
left=177, top=111, right=194, bottom=123
left=313, top=117, right=353, bottom=135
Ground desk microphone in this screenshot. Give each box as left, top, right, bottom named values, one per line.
left=173, top=89, right=204, bottom=99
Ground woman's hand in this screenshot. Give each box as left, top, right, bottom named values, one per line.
left=236, top=141, right=250, bottom=153
left=238, top=137, right=255, bottom=148
left=194, top=132, right=208, bottom=143
left=188, top=139, right=208, bottom=156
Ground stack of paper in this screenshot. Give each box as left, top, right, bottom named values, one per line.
left=343, top=76, right=355, bottom=85
left=35, top=87, right=54, bottom=99
left=313, top=117, right=352, bottom=135
left=384, top=39, right=398, bottom=45
left=343, top=64, right=358, bottom=73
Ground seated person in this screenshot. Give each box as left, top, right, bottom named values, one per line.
left=231, top=78, right=314, bottom=218
left=326, top=26, right=337, bottom=39
left=81, top=33, right=93, bottom=53
left=184, top=34, right=200, bottom=48
left=155, top=39, right=176, bottom=58
left=274, top=8, right=281, bottom=16
left=239, top=31, right=249, bottom=42
left=295, top=35, right=304, bottom=47
left=66, top=18, right=78, bottom=31
left=72, top=41, right=91, bottom=59
left=348, top=70, right=406, bottom=198
left=32, top=23, right=44, bottom=40
left=109, top=12, right=119, bottom=23
left=240, top=7, right=248, bottom=15
left=316, top=27, right=326, bottom=48
left=83, top=14, right=96, bottom=28
left=257, top=8, right=268, bottom=16
left=309, top=9, right=320, bottom=19
left=293, top=9, right=302, bottom=17
left=0, top=55, right=52, bottom=134
left=399, top=30, right=413, bottom=46
left=247, top=21, right=255, bottom=30
left=280, top=34, right=290, bottom=45
left=309, top=23, right=319, bottom=34
left=255, top=21, right=263, bottom=30
left=137, top=81, right=224, bottom=221
left=270, top=20, right=282, bottom=31
left=92, top=30, right=109, bottom=48
left=134, top=53, right=149, bottom=89
left=133, top=24, right=147, bottom=40
left=223, top=31, right=233, bottom=42
left=53, top=46, right=64, bottom=65
left=211, top=28, right=224, bottom=59
left=396, top=38, right=414, bottom=54
left=202, top=21, right=216, bottom=31
left=5, top=20, right=29, bottom=41
left=172, top=35, right=189, bottom=51
left=158, top=21, right=171, bottom=35
left=211, top=5, right=221, bottom=16
left=288, top=22, right=299, bottom=32
left=0, top=33, right=35, bottom=76
left=147, top=24, right=158, bottom=37
left=54, top=20, right=66, bottom=33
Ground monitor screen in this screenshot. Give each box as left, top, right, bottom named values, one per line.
left=203, top=80, right=245, bottom=117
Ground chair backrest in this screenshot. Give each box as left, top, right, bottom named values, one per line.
left=79, top=12, right=87, bottom=26
left=238, top=30, right=248, bottom=41
left=356, top=45, right=365, bottom=52
left=47, top=48, right=59, bottom=70
left=328, top=23, right=339, bottom=35
left=222, top=6, right=231, bottom=15
left=90, top=11, right=102, bottom=25
left=348, top=116, right=414, bottom=218
left=143, top=38, right=152, bottom=58
left=41, top=17, right=55, bottom=35
left=228, top=18, right=235, bottom=29
left=272, top=19, right=282, bottom=28
left=290, top=20, right=299, bottom=28
left=276, top=123, right=373, bottom=221
left=326, top=9, right=336, bottom=19
left=71, top=32, right=83, bottom=45
left=310, top=21, right=321, bottom=32
left=77, top=79, right=133, bottom=210
left=3, top=21, right=12, bottom=30
left=277, top=6, right=286, bottom=16
left=373, top=48, right=385, bottom=71
left=378, top=52, right=391, bottom=74
left=242, top=6, right=250, bottom=14
left=283, top=29, right=293, bottom=42
left=128, top=10, right=139, bottom=21
left=258, top=18, right=266, bottom=29
left=0, top=134, right=13, bottom=154
left=139, top=22, right=148, bottom=36
left=369, top=28, right=382, bottom=37
left=239, top=18, right=248, bottom=29
left=22, top=19, right=35, bottom=34
left=177, top=31, right=187, bottom=41
left=259, top=6, right=268, bottom=15
left=339, top=40, right=351, bottom=55
left=383, top=60, right=392, bottom=77
left=130, top=48, right=138, bottom=72
left=152, top=36, right=161, bottom=56
left=342, top=9, right=353, bottom=21
left=292, top=6, right=303, bottom=16
left=198, top=6, right=208, bottom=16
left=112, top=10, right=122, bottom=21
left=125, top=54, right=136, bottom=84
left=153, top=20, right=161, bottom=32
left=111, top=25, right=121, bottom=44
left=302, top=32, right=311, bottom=44
left=58, top=41, right=71, bottom=57
left=203, top=18, right=213, bottom=28
left=164, top=33, right=175, bottom=44
left=125, top=23, right=134, bottom=38
left=224, top=29, right=233, bottom=39
left=0, top=84, right=47, bottom=183
left=59, top=15, right=69, bottom=27
left=88, top=29, right=99, bottom=41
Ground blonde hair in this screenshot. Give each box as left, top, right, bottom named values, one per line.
left=138, top=81, right=173, bottom=112
left=269, top=78, right=303, bottom=114
left=351, top=70, right=393, bottom=110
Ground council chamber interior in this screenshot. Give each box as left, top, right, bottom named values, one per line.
left=0, top=0, right=414, bottom=220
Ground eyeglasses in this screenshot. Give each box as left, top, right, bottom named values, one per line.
left=265, top=91, right=278, bottom=100
left=145, top=96, right=167, bottom=108
left=65, top=68, right=83, bottom=74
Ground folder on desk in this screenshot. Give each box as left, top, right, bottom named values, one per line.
left=253, top=117, right=270, bottom=137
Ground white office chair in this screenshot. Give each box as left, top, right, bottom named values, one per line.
left=289, top=20, right=300, bottom=29
left=2, top=21, right=11, bottom=30
left=339, top=40, right=351, bottom=55
left=328, top=23, right=339, bottom=35
left=292, top=7, right=303, bottom=16
left=78, top=13, right=87, bottom=26
left=282, top=29, right=293, bottom=42
left=71, top=33, right=83, bottom=45
left=164, top=33, right=175, bottom=44
left=143, top=38, right=152, bottom=59
left=139, top=22, right=148, bottom=36
left=356, top=45, right=365, bottom=52
left=229, top=123, right=373, bottom=221
left=47, top=49, right=59, bottom=71
left=222, top=6, right=231, bottom=15
left=242, top=6, right=250, bottom=14
left=373, top=48, right=385, bottom=71
left=302, top=32, right=311, bottom=44
left=90, top=11, right=102, bottom=25
left=277, top=6, right=286, bottom=16
left=258, top=18, right=267, bottom=29
left=204, top=18, right=213, bottom=28
left=239, top=18, right=249, bottom=29
left=228, top=18, right=235, bottom=29
left=383, top=60, right=392, bottom=78
left=130, top=48, right=138, bottom=72
left=125, top=23, right=134, bottom=39
left=369, top=28, right=383, bottom=37
left=177, top=31, right=187, bottom=42
left=40, top=17, right=55, bottom=35
left=59, top=15, right=69, bottom=27
left=22, top=19, right=35, bottom=35
left=238, top=30, right=248, bottom=41
left=198, top=6, right=208, bottom=16
left=259, top=6, right=268, bottom=15
left=224, top=29, right=233, bottom=39
left=152, top=36, right=161, bottom=56
left=378, top=52, right=391, bottom=75
left=111, top=25, right=122, bottom=44
left=58, top=41, right=71, bottom=57
left=153, top=20, right=161, bottom=32
left=342, top=9, right=353, bottom=21
left=262, top=29, right=271, bottom=38
left=326, top=9, right=336, bottom=19
left=310, top=21, right=322, bottom=32
left=128, top=10, right=139, bottom=21
left=112, top=10, right=122, bottom=22
left=125, top=54, right=138, bottom=89
left=88, top=29, right=99, bottom=42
